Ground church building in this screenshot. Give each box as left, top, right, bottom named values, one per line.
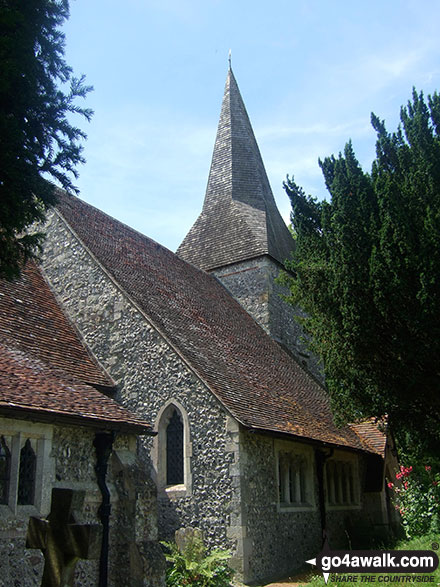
left=2, top=67, right=398, bottom=585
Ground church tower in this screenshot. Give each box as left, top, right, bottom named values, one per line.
left=177, top=67, right=318, bottom=375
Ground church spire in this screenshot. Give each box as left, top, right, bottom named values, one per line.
left=177, top=68, right=293, bottom=270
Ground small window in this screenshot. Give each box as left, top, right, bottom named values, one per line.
left=18, top=439, right=36, bottom=505
left=154, top=401, right=192, bottom=497
left=325, top=457, right=359, bottom=507
left=0, top=436, right=10, bottom=505
left=0, top=421, right=53, bottom=514
left=276, top=442, right=314, bottom=510
left=166, top=409, right=184, bottom=486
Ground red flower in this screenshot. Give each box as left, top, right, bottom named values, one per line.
left=387, top=482, right=394, bottom=489
left=425, top=465, right=432, bottom=472
left=397, top=465, right=412, bottom=478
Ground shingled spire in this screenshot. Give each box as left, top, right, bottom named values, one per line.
left=177, top=68, right=293, bottom=270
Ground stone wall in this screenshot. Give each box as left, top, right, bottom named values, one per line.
left=238, top=430, right=322, bottom=583
left=41, top=211, right=243, bottom=568
left=0, top=418, right=164, bottom=587
left=212, top=256, right=322, bottom=379
left=39, top=211, right=389, bottom=585
left=237, top=431, right=388, bottom=584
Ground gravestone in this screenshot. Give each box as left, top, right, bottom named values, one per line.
left=175, top=526, right=204, bottom=558
left=26, top=487, right=101, bottom=587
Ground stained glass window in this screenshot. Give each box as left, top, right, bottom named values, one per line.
left=18, top=439, right=36, bottom=505
left=0, top=436, right=10, bottom=505
left=166, top=409, right=184, bottom=486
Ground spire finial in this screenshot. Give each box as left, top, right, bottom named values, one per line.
left=228, top=49, right=232, bottom=70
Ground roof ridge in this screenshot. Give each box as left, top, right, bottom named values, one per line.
left=53, top=188, right=171, bottom=255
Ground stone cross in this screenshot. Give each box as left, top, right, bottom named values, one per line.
left=26, top=488, right=101, bottom=587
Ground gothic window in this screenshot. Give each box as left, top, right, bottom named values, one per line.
left=166, top=409, right=184, bottom=486
left=18, top=439, right=36, bottom=505
left=0, top=436, right=10, bottom=505
left=154, top=401, right=192, bottom=497
left=276, top=442, right=314, bottom=509
left=325, top=457, right=359, bottom=507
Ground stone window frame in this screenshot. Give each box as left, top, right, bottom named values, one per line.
left=324, top=451, right=361, bottom=510
left=152, top=400, right=192, bottom=499
left=0, top=418, right=53, bottom=516
left=0, top=435, right=11, bottom=504
left=275, top=440, right=316, bottom=512
left=17, top=438, right=37, bottom=505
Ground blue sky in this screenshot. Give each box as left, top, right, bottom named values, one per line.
left=64, top=0, right=440, bottom=252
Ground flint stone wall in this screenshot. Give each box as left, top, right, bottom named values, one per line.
left=0, top=420, right=163, bottom=587
left=238, top=430, right=321, bottom=583
left=41, top=211, right=241, bottom=564
left=212, top=257, right=322, bottom=380
left=237, top=431, right=387, bottom=584
left=39, top=212, right=387, bottom=585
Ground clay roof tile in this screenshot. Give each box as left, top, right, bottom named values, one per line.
left=54, top=191, right=382, bottom=453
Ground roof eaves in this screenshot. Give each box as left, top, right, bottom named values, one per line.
left=244, top=424, right=381, bottom=457
left=0, top=404, right=154, bottom=436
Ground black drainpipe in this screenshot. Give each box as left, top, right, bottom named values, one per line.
left=94, top=431, right=115, bottom=587
left=315, top=447, right=334, bottom=544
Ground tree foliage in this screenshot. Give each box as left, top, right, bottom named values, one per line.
left=282, top=90, right=440, bottom=458
left=0, top=0, right=92, bottom=279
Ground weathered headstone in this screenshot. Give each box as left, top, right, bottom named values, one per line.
left=175, top=527, right=204, bottom=557
left=26, top=488, right=101, bottom=587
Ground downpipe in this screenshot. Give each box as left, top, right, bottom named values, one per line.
left=94, top=431, right=115, bottom=587
left=315, top=447, right=334, bottom=544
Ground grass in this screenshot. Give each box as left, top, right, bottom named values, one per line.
left=304, top=535, right=440, bottom=587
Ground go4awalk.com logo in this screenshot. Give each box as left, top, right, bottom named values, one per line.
left=306, top=541, right=439, bottom=584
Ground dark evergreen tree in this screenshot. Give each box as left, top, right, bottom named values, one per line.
left=0, top=0, right=92, bottom=279
left=281, top=90, right=440, bottom=458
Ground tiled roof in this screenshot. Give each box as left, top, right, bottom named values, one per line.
left=177, top=68, right=294, bottom=270
left=0, top=262, right=114, bottom=389
left=54, top=191, right=383, bottom=454
left=0, top=344, right=151, bottom=433
left=350, top=419, right=388, bottom=457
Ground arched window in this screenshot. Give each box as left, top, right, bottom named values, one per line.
left=166, top=408, right=184, bottom=485
left=154, top=401, right=192, bottom=496
left=0, top=436, right=10, bottom=505
left=18, top=439, right=36, bottom=505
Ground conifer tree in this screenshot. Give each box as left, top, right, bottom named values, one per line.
left=282, top=90, right=440, bottom=458
left=0, top=0, right=92, bottom=280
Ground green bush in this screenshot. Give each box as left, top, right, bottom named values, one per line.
left=387, top=463, right=440, bottom=538
left=161, top=535, right=234, bottom=586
